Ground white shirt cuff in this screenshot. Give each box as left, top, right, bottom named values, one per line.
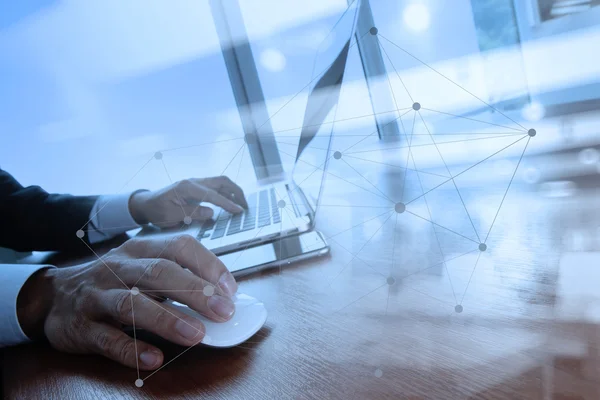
left=88, top=191, right=143, bottom=244
left=0, top=264, right=54, bottom=347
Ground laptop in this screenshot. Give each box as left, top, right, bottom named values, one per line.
left=137, top=1, right=359, bottom=256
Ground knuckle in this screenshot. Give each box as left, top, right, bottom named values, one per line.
left=114, top=291, right=133, bottom=321
left=116, top=338, right=136, bottom=363
left=122, top=238, right=142, bottom=254
left=146, top=259, right=171, bottom=282
left=178, top=179, right=192, bottom=189
left=173, top=234, right=196, bottom=250
left=95, top=330, right=115, bottom=354
left=154, top=310, right=174, bottom=329
left=74, top=285, right=97, bottom=311
left=184, top=279, right=204, bottom=293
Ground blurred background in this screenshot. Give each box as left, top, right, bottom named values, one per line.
left=0, top=0, right=598, bottom=202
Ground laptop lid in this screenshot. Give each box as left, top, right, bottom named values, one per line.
left=287, top=0, right=360, bottom=219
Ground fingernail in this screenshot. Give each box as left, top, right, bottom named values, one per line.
left=208, top=295, right=235, bottom=320
left=175, top=319, right=204, bottom=340
left=200, top=208, right=214, bottom=218
left=218, top=271, right=238, bottom=296
left=140, top=349, right=160, bottom=367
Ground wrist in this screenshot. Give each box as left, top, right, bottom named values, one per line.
left=129, top=190, right=151, bottom=225
left=16, top=267, right=55, bottom=341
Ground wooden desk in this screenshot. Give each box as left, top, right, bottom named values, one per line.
left=3, top=165, right=600, bottom=399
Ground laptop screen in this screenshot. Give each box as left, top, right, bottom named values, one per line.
left=290, top=0, right=359, bottom=213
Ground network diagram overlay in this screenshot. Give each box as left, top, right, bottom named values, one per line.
left=75, top=25, right=535, bottom=386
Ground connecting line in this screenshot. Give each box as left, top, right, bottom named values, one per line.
left=484, top=137, right=531, bottom=243
left=343, top=155, right=449, bottom=179
left=82, top=154, right=155, bottom=232
left=160, top=158, right=187, bottom=217
left=340, top=109, right=413, bottom=154
left=329, top=235, right=388, bottom=279
left=130, top=293, right=140, bottom=380
left=79, top=239, right=129, bottom=289
left=405, top=285, right=456, bottom=307
left=421, top=108, right=525, bottom=132
left=141, top=293, right=204, bottom=336
left=405, top=138, right=458, bottom=305
left=460, top=251, right=482, bottom=305
left=142, top=334, right=205, bottom=381
left=160, top=137, right=245, bottom=153
left=398, top=249, right=479, bottom=282
left=332, top=282, right=388, bottom=315
left=278, top=148, right=394, bottom=205
left=322, top=209, right=395, bottom=242
left=341, top=158, right=395, bottom=203
left=417, top=111, right=481, bottom=243
left=189, top=142, right=247, bottom=218
left=404, top=210, right=479, bottom=244
left=131, top=228, right=188, bottom=288
left=345, top=133, right=526, bottom=155
left=400, top=111, right=418, bottom=202
left=375, top=36, right=408, bottom=135
left=327, top=212, right=394, bottom=287
left=226, top=225, right=269, bottom=272
left=377, top=36, right=414, bottom=105
left=269, top=106, right=412, bottom=136
left=254, top=28, right=370, bottom=135
left=405, top=135, right=529, bottom=206
left=378, top=34, right=528, bottom=132
left=276, top=140, right=332, bottom=152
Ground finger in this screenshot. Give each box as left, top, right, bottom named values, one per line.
left=179, top=180, right=243, bottom=213
left=122, top=235, right=238, bottom=296
left=118, top=259, right=235, bottom=321
left=182, top=205, right=214, bottom=222
left=98, top=289, right=208, bottom=347
left=88, top=321, right=164, bottom=370
left=206, top=176, right=248, bottom=209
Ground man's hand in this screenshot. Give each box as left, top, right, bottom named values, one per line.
left=16, top=235, right=238, bottom=370
left=129, top=176, right=248, bottom=228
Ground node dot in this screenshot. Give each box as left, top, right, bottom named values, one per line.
left=154, top=151, right=163, bottom=160
left=412, top=102, right=421, bottom=111
left=75, top=230, right=85, bottom=239
left=277, top=200, right=286, bottom=209
left=369, top=27, right=378, bottom=36
left=183, top=216, right=192, bottom=225
left=455, top=305, right=463, bottom=313
left=478, top=243, right=487, bottom=252
left=135, top=379, right=144, bottom=388
left=386, top=276, right=396, bottom=286
left=130, top=287, right=140, bottom=296
left=394, top=202, right=406, bottom=214
left=374, top=368, right=383, bottom=378
left=244, top=133, right=257, bottom=145
left=203, top=285, right=215, bottom=297
left=333, top=151, right=342, bottom=160
left=528, top=128, right=536, bottom=137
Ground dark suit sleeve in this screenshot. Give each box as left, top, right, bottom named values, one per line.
left=0, top=168, right=99, bottom=252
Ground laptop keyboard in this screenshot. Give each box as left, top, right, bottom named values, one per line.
left=197, top=188, right=281, bottom=240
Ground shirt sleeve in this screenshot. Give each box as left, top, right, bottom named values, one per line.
left=0, top=264, right=54, bottom=347
left=87, top=191, right=145, bottom=244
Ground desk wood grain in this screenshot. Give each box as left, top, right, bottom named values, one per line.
left=3, top=175, right=600, bottom=399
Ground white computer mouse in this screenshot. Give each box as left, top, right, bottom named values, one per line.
left=165, top=293, right=267, bottom=348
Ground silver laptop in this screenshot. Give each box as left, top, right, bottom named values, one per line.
left=137, top=1, right=359, bottom=256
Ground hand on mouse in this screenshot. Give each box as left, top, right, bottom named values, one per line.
left=16, top=235, right=238, bottom=370
left=128, top=176, right=249, bottom=228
